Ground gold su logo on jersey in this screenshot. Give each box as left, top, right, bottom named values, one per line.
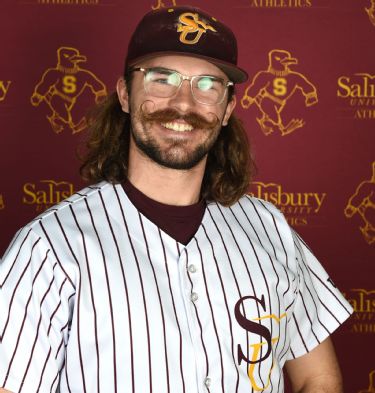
left=0, top=194, right=5, bottom=210
left=241, top=49, right=318, bottom=136
left=235, top=294, right=286, bottom=391
left=31, top=46, right=107, bottom=134
left=344, top=162, right=375, bottom=245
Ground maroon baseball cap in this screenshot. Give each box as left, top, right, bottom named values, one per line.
left=125, top=6, right=248, bottom=83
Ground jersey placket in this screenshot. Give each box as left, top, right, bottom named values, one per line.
left=177, top=244, right=211, bottom=393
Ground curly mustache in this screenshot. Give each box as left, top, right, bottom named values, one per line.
left=140, top=106, right=220, bottom=130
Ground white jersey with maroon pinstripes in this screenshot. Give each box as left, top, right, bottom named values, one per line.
left=0, top=181, right=352, bottom=393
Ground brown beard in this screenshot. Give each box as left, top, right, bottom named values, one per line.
left=130, top=105, right=221, bottom=170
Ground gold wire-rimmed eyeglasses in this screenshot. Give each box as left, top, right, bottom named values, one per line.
left=131, top=67, right=233, bottom=105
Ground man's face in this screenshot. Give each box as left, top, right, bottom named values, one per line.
left=117, top=55, right=236, bottom=171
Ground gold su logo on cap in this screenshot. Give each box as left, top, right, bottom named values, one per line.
left=176, top=11, right=217, bottom=45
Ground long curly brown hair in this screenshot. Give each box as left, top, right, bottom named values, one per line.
left=80, top=90, right=256, bottom=206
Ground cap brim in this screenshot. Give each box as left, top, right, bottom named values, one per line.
left=128, top=51, right=248, bottom=84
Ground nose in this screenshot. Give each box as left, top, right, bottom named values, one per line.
left=168, top=79, right=197, bottom=112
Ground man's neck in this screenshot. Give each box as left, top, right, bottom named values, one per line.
left=127, top=150, right=206, bottom=206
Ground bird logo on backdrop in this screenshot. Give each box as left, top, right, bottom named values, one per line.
left=151, top=0, right=177, bottom=10
left=344, top=161, right=375, bottom=245
left=365, top=0, right=375, bottom=26
left=30, top=46, right=107, bottom=134
left=241, top=49, right=318, bottom=136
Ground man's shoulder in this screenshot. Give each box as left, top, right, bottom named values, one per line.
left=23, top=180, right=114, bottom=231
left=209, top=194, right=296, bottom=255
left=1, top=181, right=119, bottom=276
left=212, top=193, right=292, bottom=235
left=240, top=193, right=281, bottom=213
left=214, top=193, right=285, bottom=220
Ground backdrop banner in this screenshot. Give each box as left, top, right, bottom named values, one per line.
left=0, top=0, right=374, bottom=391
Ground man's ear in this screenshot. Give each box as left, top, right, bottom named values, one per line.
left=116, top=77, right=129, bottom=113
left=222, top=95, right=236, bottom=126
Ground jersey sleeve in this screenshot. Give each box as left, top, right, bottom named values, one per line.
left=0, top=226, right=75, bottom=393
left=286, top=230, right=353, bottom=359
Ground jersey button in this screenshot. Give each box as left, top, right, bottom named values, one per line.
left=188, top=264, right=197, bottom=273
left=191, top=292, right=199, bottom=302
left=204, top=377, right=211, bottom=388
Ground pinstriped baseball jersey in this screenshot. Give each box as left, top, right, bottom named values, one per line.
left=0, top=181, right=352, bottom=393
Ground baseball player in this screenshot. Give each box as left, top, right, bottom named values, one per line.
left=0, top=6, right=352, bottom=393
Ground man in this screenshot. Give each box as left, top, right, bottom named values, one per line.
left=0, top=6, right=352, bottom=393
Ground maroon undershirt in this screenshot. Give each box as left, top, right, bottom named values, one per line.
left=122, top=180, right=206, bottom=245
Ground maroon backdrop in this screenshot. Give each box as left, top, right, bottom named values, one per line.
left=1, top=0, right=374, bottom=391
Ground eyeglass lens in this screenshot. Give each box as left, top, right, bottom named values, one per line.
left=143, top=68, right=227, bottom=105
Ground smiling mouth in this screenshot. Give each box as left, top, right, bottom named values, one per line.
left=161, top=122, right=194, bottom=132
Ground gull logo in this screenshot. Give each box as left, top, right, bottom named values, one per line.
left=30, top=46, right=107, bottom=134
left=151, top=0, right=176, bottom=10
left=358, top=370, right=375, bottom=392
left=344, top=162, right=375, bottom=245
left=365, top=0, right=375, bottom=26
left=176, top=12, right=217, bottom=45
left=0, top=194, right=4, bottom=210
left=241, top=49, right=318, bottom=136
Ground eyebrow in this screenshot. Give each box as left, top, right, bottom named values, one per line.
left=145, top=66, right=225, bottom=81
left=147, top=67, right=175, bottom=74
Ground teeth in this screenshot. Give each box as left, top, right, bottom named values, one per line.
left=162, top=122, right=193, bottom=132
